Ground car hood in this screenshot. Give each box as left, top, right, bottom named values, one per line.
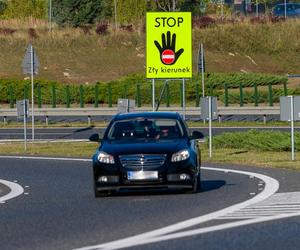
left=100, top=139, right=188, bottom=156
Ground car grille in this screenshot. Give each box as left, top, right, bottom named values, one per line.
left=119, top=154, right=166, bottom=169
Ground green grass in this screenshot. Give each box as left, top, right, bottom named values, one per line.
left=0, top=18, right=299, bottom=83
left=0, top=141, right=299, bottom=170
left=212, top=130, right=300, bottom=151
left=201, top=148, right=300, bottom=170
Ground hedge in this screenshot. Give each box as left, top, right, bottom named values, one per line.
left=0, top=73, right=290, bottom=106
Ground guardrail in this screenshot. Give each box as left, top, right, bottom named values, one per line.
left=0, top=106, right=280, bottom=124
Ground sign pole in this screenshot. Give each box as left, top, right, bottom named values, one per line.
left=23, top=100, right=27, bottom=152
left=201, top=43, right=205, bottom=97
left=152, top=79, right=155, bottom=112
left=209, top=96, right=212, bottom=158
left=284, top=0, right=287, bottom=19
left=290, top=96, right=295, bottom=161
left=30, top=45, right=35, bottom=141
left=182, top=78, right=186, bottom=120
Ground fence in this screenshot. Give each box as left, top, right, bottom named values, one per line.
left=1, top=81, right=297, bottom=108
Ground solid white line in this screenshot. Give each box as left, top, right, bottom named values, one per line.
left=0, top=179, right=24, bottom=203
left=0, top=139, right=89, bottom=143
left=0, top=156, right=281, bottom=249
left=0, top=155, right=92, bottom=162
left=74, top=167, right=279, bottom=250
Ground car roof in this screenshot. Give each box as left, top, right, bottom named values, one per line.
left=113, top=112, right=182, bottom=121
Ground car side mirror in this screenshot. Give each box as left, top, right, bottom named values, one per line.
left=189, top=131, right=204, bottom=140
left=89, top=133, right=101, bottom=142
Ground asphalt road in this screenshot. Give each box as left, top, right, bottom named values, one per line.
left=1, top=157, right=300, bottom=250
left=0, top=126, right=298, bottom=140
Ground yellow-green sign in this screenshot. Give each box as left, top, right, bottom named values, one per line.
left=146, top=12, right=192, bottom=79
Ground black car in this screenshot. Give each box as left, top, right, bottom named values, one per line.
left=89, top=112, right=204, bottom=197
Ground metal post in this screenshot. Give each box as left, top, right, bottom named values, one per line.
left=114, top=0, right=118, bottom=30
left=221, top=0, right=224, bottom=19
left=152, top=79, right=155, bottom=112
left=256, top=0, right=258, bottom=17
left=49, top=0, right=52, bottom=32
left=23, top=101, right=27, bottom=152
left=284, top=0, right=287, bottom=19
left=209, top=96, right=212, bottom=158
left=201, top=43, right=205, bottom=97
left=182, top=79, right=186, bottom=120
left=290, top=96, right=295, bottom=161
left=31, top=45, right=35, bottom=141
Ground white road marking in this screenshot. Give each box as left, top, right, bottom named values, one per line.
left=0, top=155, right=91, bottom=162
left=218, top=192, right=300, bottom=220
left=0, top=156, right=286, bottom=250
left=0, top=179, right=24, bottom=203
left=73, top=166, right=279, bottom=250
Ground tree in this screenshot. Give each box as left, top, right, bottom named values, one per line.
left=0, top=1, right=7, bottom=16
left=1, top=0, right=46, bottom=19
left=116, top=0, right=147, bottom=24
left=52, top=0, right=112, bottom=27
left=181, top=0, right=202, bottom=15
left=154, top=0, right=185, bottom=12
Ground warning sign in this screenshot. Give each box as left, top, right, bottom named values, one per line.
left=146, top=12, right=192, bottom=79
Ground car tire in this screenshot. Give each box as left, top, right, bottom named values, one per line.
left=94, top=189, right=110, bottom=198
left=93, top=178, right=110, bottom=197
left=187, top=173, right=201, bottom=194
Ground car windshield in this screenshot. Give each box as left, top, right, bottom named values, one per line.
left=107, top=118, right=184, bottom=141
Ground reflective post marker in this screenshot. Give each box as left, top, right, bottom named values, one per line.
left=182, top=78, right=186, bottom=120
left=209, top=96, right=212, bottom=158
left=290, top=96, right=295, bottom=161
left=201, top=43, right=205, bottom=97
left=152, top=79, right=155, bottom=112
left=23, top=101, right=27, bottom=151
left=256, top=0, right=259, bottom=17
left=30, top=45, right=35, bottom=141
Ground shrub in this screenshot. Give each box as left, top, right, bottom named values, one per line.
left=28, top=28, right=38, bottom=40
left=52, top=0, right=110, bottom=27
left=95, top=23, right=109, bottom=35
left=193, top=16, right=216, bottom=28
left=1, top=0, right=46, bottom=19
left=0, top=28, right=16, bottom=36
left=0, top=73, right=291, bottom=106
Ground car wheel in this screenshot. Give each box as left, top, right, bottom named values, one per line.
left=93, top=179, right=110, bottom=197
left=187, top=173, right=201, bottom=194
left=94, top=189, right=110, bottom=198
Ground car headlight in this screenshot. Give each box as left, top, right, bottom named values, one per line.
left=171, top=149, right=190, bottom=162
left=97, top=151, right=115, bottom=164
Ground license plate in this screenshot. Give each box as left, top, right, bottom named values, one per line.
left=127, top=171, right=158, bottom=180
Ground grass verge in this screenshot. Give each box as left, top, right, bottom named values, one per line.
left=201, top=147, right=300, bottom=170
left=0, top=141, right=299, bottom=170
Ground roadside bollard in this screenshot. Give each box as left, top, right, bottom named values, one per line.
left=45, top=115, right=49, bottom=126
left=218, top=114, right=222, bottom=123
left=88, top=115, right=91, bottom=126
left=263, top=115, right=267, bottom=124
left=3, top=116, right=7, bottom=125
